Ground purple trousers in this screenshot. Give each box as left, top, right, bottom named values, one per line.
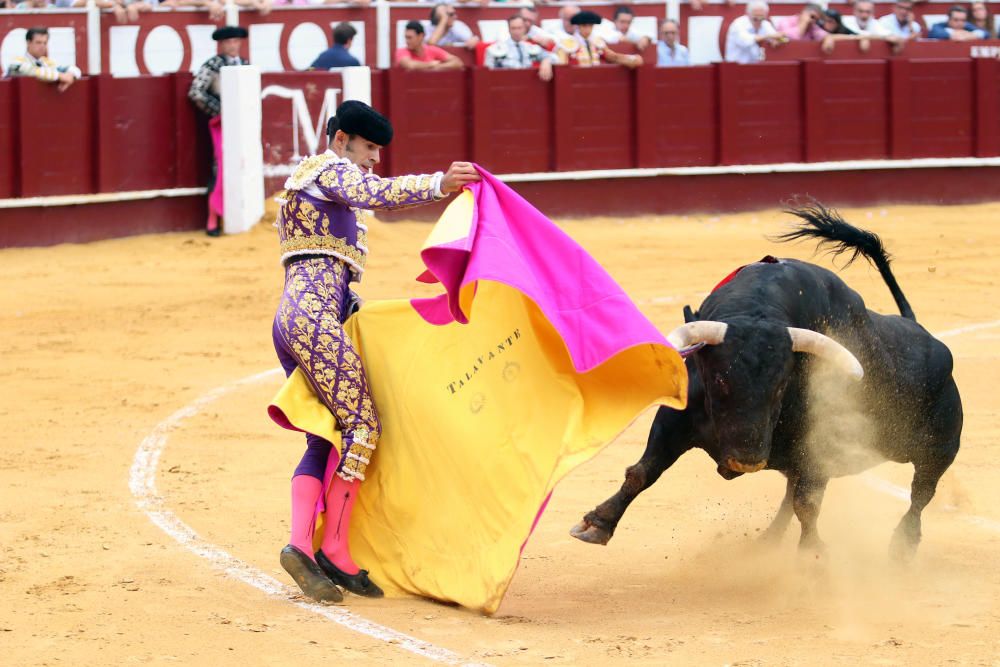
left=273, top=255, right=381, bottom=482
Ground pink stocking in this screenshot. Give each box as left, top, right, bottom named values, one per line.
left=289, top=475, right=323, bottom=560
left=319, top=476, right=361, bottom=575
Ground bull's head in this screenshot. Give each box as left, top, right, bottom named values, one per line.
left=668, top=318, right=863, bottom=475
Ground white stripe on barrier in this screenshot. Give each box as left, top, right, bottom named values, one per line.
left=0, top=187, right=207, bottom=209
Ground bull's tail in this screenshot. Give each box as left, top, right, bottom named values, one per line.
left=775, top=203, right=916, bottom=321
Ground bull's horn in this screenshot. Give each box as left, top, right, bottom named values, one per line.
left=667, top=321, right=728, bottom=350
left=787, top=328, right=864, bottom=380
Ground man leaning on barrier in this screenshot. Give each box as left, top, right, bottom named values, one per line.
left=5, top=27, right=81, bottom=93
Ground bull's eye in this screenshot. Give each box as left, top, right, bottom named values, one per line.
left=714, top=372, right=730, bottom=396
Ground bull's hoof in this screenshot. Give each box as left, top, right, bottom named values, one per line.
left=889, top=524, right=920, bottom=563
left=569, top=519, right=612, bottom=545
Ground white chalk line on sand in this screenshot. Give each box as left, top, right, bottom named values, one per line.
left=128, top=367, right=489, bottom=667
left=129, top=317, right=1000, bottom=663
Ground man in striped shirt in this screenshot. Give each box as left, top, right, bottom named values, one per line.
left=5, top=27, right=81, bottom=92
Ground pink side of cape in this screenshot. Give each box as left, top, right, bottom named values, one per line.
left=410, top=168, right=671, bottom=373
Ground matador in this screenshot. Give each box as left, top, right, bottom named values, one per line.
left=272, top=100, right=480, bottom=602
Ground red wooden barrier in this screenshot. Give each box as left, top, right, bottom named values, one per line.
left=17, top=78, right=96, bottom=198
left=553, top=66, right=635, bottom=171
left=909, top=59, right=975, bottom=158
left=803, top=60, right=889, bottom=162
left=975, top=58, right=1000, bottom=157
left=386, top=68, right=470, bottom=175
left=0, top=79, right=17, bottom=199
left=471, top=68, right=553, bottom=174
left=96, top=75, right=178, bottom=192
left=718, top=62, right=803, bottom=166
left=767, top=39, right=1000, bottom=63
left=636, top=65, right=717, bottom=167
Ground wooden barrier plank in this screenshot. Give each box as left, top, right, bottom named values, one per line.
left=386, top=69, right=470, bottom=175
left=909, top=60, right=975, bottom=158
left=0, top=79, right=18, bottom=199
left=173, top=72, right=211, bottom=189
left=553, top=66, right=634, bottom=172
left=805, top=61, right=888, bottom=163
left=471, top=68, right=553, bottom=174
left=17, top=78, right=96, bottom=198
left=96, top=75, right=177, bottom=193
left=974, top=57, right=1000, bottom=157
left=636, top=65, right=717, bottom=168
left=717, top=62, right=803, bottom=166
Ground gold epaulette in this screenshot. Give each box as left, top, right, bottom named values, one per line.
left=283, top=153, right=344, bottom=192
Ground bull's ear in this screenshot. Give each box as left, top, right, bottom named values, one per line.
left=683, top=305, right=696, bottom=323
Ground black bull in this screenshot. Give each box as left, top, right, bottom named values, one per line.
left=571, top=206, right=963, bottom=560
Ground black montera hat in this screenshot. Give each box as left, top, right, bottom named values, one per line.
left=212, top=26, right=249, bottom=41
left=570, top=10, right=604, bottom=25
left=325, top=100, right=394, bottom=146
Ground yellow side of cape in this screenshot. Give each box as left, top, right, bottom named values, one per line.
left=271, top=281, right=686, bottom=614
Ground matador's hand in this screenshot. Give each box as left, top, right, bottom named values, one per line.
left=441, top=162, right=481, bottom=193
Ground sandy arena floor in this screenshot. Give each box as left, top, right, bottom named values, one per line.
left=2, top=201, right=1000, bottom=666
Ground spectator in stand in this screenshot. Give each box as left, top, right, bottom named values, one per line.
left=188, top=26, right=250, bottom=236
left=519, top=4, right=555, bottom=49
left=656, top=19, right=689, bottom=67
left=773, top=3, right=827, bottom=41
left=968, top=1, right=995, bottom=39
left=428, top=3, right=479, bottom=50
left=842, top=0, right=894, bottom=38
left=556, top=10, right=643, bottom=68
left=484, top=15, right=555, bottom=81
left=203, top=0, right=272, bottom=23
left=311, top=22, right=361, bottom=69
left=14, top=0, right=52, bottom=8
left=724, top=1, right=784, bottom=64
left=5, top=27, right=81, bottom=92
left=928, top=5, right=990, bottom=40
left=819, top=8, right=856, bottom=36
left=553, top=4, right=581, bottom=41
left=395, top=21, right=464, bottom=70
left=600, top=5, right=653, bottom=50
left=877, top=0, right=922, bottom=40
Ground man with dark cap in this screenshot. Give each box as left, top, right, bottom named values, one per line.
left=557, top=10, right=643, bottom=67
left=188, top=25, right=249, bottom=237
left=272, top=100, right=480, bottom=603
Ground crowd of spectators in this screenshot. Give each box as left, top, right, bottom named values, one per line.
left=721, top=0, right=997, bottom=62
left=4, top=1, right=999, bottom=70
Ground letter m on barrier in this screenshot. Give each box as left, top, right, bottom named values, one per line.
left=261, top=85, right=341, bottom=160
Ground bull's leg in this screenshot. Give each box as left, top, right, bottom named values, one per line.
left=759, top=473, right=797, bottom=544
left=570, top=407, right=695, bottom=545
left=889, top=455, right=953, bottom=562
left=792, top=476, right=829, bottom=552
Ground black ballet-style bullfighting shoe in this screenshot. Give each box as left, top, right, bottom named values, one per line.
left=279, top=545, right=343, bottom=604
left=315, top=550, right=384, bottom=598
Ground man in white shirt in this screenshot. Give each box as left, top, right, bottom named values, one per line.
left=519, top=4, right=556, bottom=49
left=428, top=2, right=479, bottom=50
left=484, top=15, right=555, bottom=81
left=878, top=0, right=922, bottom=39
left=725, top=1, right=784, bottom=64
left=552, top=3, right=581, bottom=41
left=600, top=5, right=652, bottom=50
left=841, top=0, right=892, bottom=37
left=656, top=19, right=690, bottom=67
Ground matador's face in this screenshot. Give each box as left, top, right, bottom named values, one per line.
left=333, top=131, right=382, bottom=170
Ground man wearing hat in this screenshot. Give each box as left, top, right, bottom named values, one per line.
left=272, top=100, right=480, bottom=603
left=188, top=25, right=249, bottom=237
left=557, top=10, right=643, bottom=67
